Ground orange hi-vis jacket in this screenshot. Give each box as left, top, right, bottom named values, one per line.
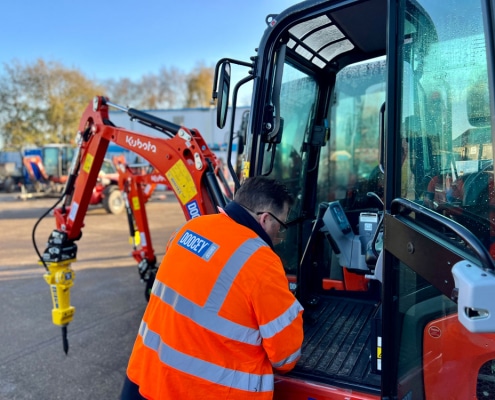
left=127, top=211, right=304, bottom=399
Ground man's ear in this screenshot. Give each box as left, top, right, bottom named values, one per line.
left=257, top=212, right=268, bottom=229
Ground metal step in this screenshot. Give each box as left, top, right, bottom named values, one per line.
left=290, top=296, right=381, bottom=389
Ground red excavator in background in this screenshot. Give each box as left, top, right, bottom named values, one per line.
left=112, top=155, right=169, bottom=300
left=20, top=144, right=124, bottom=214
left=33, top=96, right=232, bottom=353
left=13, top=144, right=73, bottom=197
left=110, top=151, right=236, bottom=301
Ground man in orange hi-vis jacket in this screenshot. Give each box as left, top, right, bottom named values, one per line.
left=121, top=176, right=304, bottom=400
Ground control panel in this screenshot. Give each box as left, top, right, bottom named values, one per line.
left=321, top=201, right=379, bottom=272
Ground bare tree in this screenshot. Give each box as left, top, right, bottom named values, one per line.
left=157, top=66, right=187, bottom=109
left=103, top=66, right=187, bottom=109
left=101, top=77, right=138, bottom=109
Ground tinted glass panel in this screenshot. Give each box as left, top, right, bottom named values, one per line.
left=317, top=57, right=386, bottom=210
left=262, top=63, right=318, bottom=272
left=400, top=0, right=492, bottom=250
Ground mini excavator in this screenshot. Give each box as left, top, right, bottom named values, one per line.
left=33, top=96, right=233, bottom=353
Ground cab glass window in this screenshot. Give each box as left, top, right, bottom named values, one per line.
left=262, top=62, right=317, bottom=192
left=400, top=0, right=492, bottom=251
left=317, top=57, right=386, bottom=210
left=262, top=62, right=318, bottom=272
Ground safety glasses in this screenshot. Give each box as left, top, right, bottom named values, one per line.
left=255, top=211, right=288, bottom=233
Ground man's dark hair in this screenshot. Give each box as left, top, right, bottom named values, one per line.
left=234, top=176, right=293, bottom=214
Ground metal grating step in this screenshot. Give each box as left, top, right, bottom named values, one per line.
left=290, top=296, right=381, bottom=389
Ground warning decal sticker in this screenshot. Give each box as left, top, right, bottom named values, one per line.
left=83, top=153, right=94, bottom=174
left=165, top=159, right=198, bottom=205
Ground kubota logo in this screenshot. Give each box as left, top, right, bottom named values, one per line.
left=125, top=135, right=157, bottom=153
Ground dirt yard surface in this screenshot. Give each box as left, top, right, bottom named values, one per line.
left=0, top=191, right=185, bottom=399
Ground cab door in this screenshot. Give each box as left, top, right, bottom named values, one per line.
left=382, top=0, right=495, bottom=398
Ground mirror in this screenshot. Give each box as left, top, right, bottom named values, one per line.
left=216, top=62, right=231, bottom=129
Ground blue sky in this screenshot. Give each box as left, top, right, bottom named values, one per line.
left=2, top=0, right=298, bottom=84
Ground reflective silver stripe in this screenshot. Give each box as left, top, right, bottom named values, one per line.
left=151, top=237, right=267, bottom=345
left=271, top=347, right=302, bottom=368
left=139, top=321, right=274, bottom=392
left=205, top=237, right=267, bottom=312
left=259, top=299, right=303, bottom=339
left=153, top=280, right=261, bottom=345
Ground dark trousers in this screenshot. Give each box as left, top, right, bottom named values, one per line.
left=120, top=375, right=146, bottom=400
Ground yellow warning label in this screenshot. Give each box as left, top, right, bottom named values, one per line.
left=83, top=153, right=94, bottom=174
left=377, top=347, right=382, bottom=359
left=242, top=161, right=250, bottom=178
left=132, top=196, right=140, bottom=211
left=165, top=159, right=197, bottom=205
left=129, top=231, right=141, bottom=246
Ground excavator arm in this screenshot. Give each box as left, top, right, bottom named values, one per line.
left=113, top=156, right=166, bottom=300
left=39, top=96, right=230, bottom=353
left=52, top=96, right=225, bottom=240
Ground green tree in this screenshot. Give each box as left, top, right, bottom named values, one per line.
left=0, top=59, right=104, bottom=151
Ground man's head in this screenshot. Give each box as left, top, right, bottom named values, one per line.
left=234, top=176, right=293, bottom=244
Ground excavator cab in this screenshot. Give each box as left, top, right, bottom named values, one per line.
left=42, top=144, right=74, bottom=183
left=217, top=0, right=495, bottom=398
